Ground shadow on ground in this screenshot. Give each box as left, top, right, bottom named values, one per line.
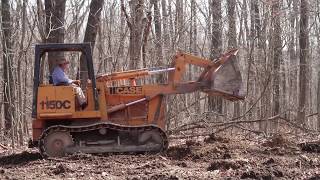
left=0, top=151, right=42, bottom=166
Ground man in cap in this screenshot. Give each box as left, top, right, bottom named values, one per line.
left=52, top=58, right=87, bottom=109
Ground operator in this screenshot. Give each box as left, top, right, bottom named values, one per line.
left=52, top=58, right=87, bottom=109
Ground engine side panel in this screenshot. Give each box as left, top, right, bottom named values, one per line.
left=37, top=86, right=75, bottom=118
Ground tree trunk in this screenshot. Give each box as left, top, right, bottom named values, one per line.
left=116, top=9, right=126, bottom=72
left=153, top=0, right=163, bottom=65
left=1, top=0, right=16, bottom=131
left=316, top=0, right=320, bottom=132
left=123, top=0, right=146, bottom=70
left=161, top=0, right=169, bottom=59
left=142, top=11, right=152, bottom=68
left=45, top=0, right=66, bottom=74
left=17, top=0, right=27, bottom=145
left=152, top=0, right=164, bottom=82
left=227, top=0, right=237, bottom=49
left=80, top=0, right=104, bottom=87
left=36, top=0, right=46, bottom=83
left=168, top=1, right=174, bottom=50
left=318, top=71, right=320, bottom=131
left=227, top=0, right=239, bottom=118
left=287, top=0, right=297, bottom=120
left=297, top=0, right=309, bottom=126
left=271, top=0, right=282, bottom=129
left=208, top=0, right=223, bottom=113
left=175, top=0, right=184, bottom=49
left=209, top=0, right=222, bottom=59
left=190, top=0, right=200, bottom=112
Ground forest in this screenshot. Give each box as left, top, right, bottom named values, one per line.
left=0, top=0, right=319, bottom=179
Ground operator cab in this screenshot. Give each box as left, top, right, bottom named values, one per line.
left=32, top=43, right=100, bottom=119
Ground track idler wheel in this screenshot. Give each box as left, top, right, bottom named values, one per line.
left=42, top=130, right=74, bottom=157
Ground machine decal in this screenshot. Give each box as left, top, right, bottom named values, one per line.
left=109, top=86, right=143, bottom=95
left=40, top=97, right=71, bottom=109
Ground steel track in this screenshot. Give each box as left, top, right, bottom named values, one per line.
left=38, top=123, right=168, bottom=157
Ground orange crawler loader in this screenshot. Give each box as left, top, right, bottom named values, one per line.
left=29, top=43, right=245, bottom=157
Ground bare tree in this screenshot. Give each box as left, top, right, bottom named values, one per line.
left=80, top=0, right=104, bottom=86
left=1, top=0, right=15, bottom=131
left=271, top=0, right=282, bottom=129
left=208, top=0, right=223, bottom=113
left=287, top=0, right=298, bottom=121
left=175, top=0, right=184, bottom=49
left=190, top=0, right=200, bottom=112
left=297, top=0, right=309, bottom=125
left=16, top=0, right=28, bottom=145
left=161, top=0, right=170, bottom=59
left=45, top=0, right=66, bottom=74
left=227, top=0, right=239, bottom=118
left=152, top=0, right=163, bottom=66
left=318, top=70, right=320, bottom=131
left=121, top=0, right=147, bottom=70
left=142, top=10, right=152, bottom=68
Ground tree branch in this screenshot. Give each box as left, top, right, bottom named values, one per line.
left=142, top=10, right=152, bottom=67
left=0, top=143, right=8, bottom=150
left=120, top=0, right=132, bottom=30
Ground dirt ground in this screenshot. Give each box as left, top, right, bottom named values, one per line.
left=0, top=134, right=319, bottom=180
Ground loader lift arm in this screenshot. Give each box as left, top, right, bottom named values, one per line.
left=96, top=49, right=244, bottom=101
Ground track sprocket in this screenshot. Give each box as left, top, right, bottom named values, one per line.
left=41, top=130, right=74, bottom=157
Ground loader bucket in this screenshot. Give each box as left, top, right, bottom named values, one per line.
left=201, top=50, right=245, bottom=101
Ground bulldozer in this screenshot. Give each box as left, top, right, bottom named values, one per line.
left=29, top=43, right=245, bottom=157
